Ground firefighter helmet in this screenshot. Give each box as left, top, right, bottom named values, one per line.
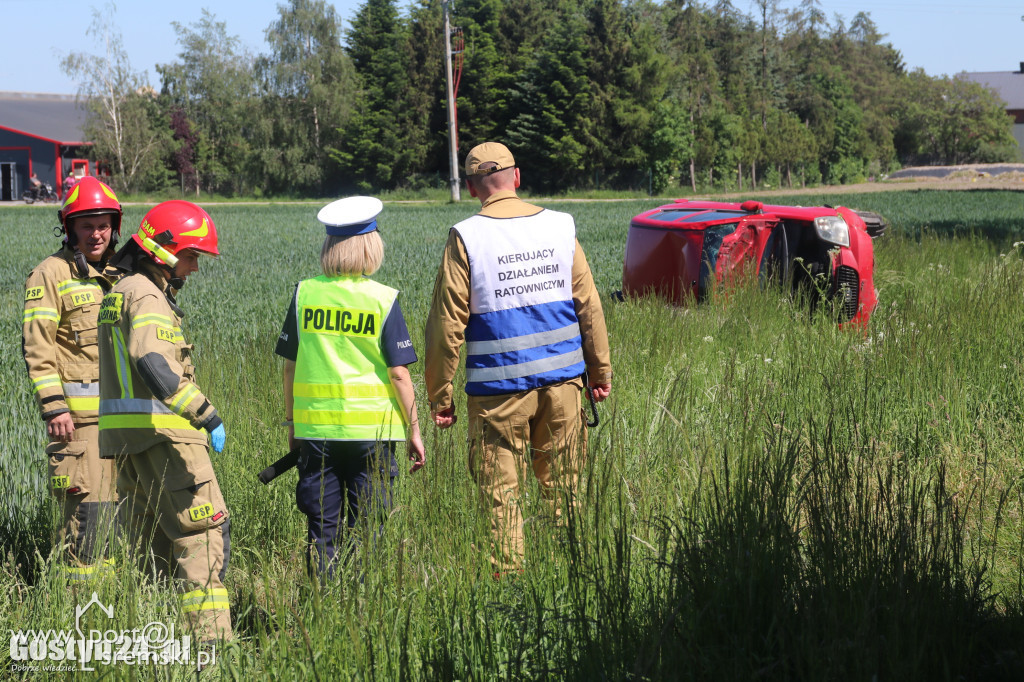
left=58, top=176, right=122, bottom=246
left=132, top=200, right=219, bottom=267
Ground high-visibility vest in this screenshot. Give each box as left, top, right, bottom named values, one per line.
left=293, top=275, right=404, bottom=441
left=453, top=209, right=585, bottom=396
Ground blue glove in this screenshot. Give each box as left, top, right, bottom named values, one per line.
left=209, top=423, right=226, bottom=453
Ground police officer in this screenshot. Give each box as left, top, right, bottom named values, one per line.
left=425, top=142, right=612, bottom=573
left=97, top=200, right=231, bottom=642
left=23, top=176, right=122, bottom=581
left=276, top=196, right=425, bottom=579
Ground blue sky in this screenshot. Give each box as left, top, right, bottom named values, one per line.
left=0, top=0, right=1020, bottom=95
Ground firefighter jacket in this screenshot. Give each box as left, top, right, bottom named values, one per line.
left=425, top=191, right=612, bottom=408
left=23, top=247, right=119, bottom=424
left=293, top=275, right=405, bottom=442
left=97, top=260, right=221, bottom=457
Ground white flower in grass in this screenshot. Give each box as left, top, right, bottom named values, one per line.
left=703, top=335, right=714, bottom=342
left=764, top=357, right=773, bottom=364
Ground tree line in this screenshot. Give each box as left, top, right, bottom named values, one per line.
left=63, top=0, right=1019, bottom=197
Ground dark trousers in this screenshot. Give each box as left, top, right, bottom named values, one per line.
left=295, top=440, right=398, bottom=578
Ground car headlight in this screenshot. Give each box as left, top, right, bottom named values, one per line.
left=814, top=215, right=850, bottom=247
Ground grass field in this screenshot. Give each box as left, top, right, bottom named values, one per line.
left=2, top=190, right=1024, bottom=680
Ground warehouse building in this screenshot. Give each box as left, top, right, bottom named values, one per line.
left=960, top=63, right=1024, bottom=152
left=0, top=92, right=92, bottom=201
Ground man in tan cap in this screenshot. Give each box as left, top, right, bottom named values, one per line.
left=425, top=141, right=611, bottom=573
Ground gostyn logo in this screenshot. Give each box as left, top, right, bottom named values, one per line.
left=8, top=591, right=214, bottom=672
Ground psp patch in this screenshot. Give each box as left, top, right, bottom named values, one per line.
left=156, top=327, right=176, bottom=343
left=51, top=475, right=70, bottom=489
left=188, top=503, right=217, bottom=522
left=25, top=286, right=44, bottom=301
left=71, top=290, right=96, bottom=307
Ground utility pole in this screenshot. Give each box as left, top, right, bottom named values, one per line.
left=443, top=0, right=461, bottom=202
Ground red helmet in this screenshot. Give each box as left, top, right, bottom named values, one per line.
left=59, top=176, right=123, bottom=243
left=132, top=200, right=219, bottom=267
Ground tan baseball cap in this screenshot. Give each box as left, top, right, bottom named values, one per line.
left=465, top=142, right=516, bottom=176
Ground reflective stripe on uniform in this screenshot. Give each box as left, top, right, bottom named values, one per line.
left=98, top=413, right=198, bottom=431
left=292, top=383, right=396, bottom=399
left=465, top=322, right=581, bottom=356
left=99, top=397, right=199, bottom=430
left=169, top=385, right=199, bottom=415
left=63, top=382, right=99, bottom=396
left=180, top=588, right=230, bottom=613
left=131, top=312, right=174, bottom=329
left=32, top=374, right=62, bottom=393
left=61, top=560, right=114, bottom=580
left=24, top=307, right=60, bottom=323
left=56, top=279, right=103, bottom=297
left=63, top=383, right=100, bottom=412
left=466, top=348, right=585, bottom=384
left=111, top=327, right=133, bottom=399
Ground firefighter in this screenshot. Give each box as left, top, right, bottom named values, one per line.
left=98, top=200, right=231, bottom=643
left=425, top=142, right=612, bottom=573
left=23, top=176, right=122, bottom=581
left=276, top=196, right=425, bottom=579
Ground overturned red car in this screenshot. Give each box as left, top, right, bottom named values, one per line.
left=622, top=199, right=883, bottom=325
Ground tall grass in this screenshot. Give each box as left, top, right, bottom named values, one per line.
left=1, top=192, right=1023, bottom=679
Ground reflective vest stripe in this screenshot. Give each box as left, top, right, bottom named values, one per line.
left=466, top=348, right=585, bottom=384
left=294, top=409, right=402, bottom=426
left=64, top=383, right=100, bottom=414
left=111, top=327, right=133, bottom=399
left=24, top=307, right=60, bottom=323
left=292, top=383, right=396, bottom=399
left=98, top=413, right=197, bottom=431
left=465, top=321, right=581, bottom=356
left=33, top=374, right=61, bottom=392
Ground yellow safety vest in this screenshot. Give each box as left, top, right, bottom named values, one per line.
left=293, top=275, right=404, bottom=442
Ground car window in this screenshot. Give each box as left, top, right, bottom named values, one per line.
left=645, top=208, right=707, bottom=222
left=682, top=210, right=747, bottom=223
left=698, top=223, right=738, bottom=298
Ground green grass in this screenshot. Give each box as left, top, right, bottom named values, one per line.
left=2, top=190, right=1024, bottom=679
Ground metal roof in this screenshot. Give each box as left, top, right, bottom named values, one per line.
left=0, top=91, right=88, bottom=144
left=959, top=70, right=1024, bottom=110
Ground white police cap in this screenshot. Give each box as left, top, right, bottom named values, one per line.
left=317, top=196, right=383, bottom=236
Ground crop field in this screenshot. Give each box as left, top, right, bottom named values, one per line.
left=2, top=189, right=1024, bottom=679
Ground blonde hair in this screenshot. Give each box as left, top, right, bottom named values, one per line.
left=320, top=231, right=384, bottom=276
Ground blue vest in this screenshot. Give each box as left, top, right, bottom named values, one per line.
left=453, top=209, right=584, bottom=395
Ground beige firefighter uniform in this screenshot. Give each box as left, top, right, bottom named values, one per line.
left=23, top=247, right=119, bottom=578
left=98, top=259, right=231, bottom=642
left=425, top=190, right=612, bottom=571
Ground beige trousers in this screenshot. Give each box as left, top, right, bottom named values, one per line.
left=467, top=379, right=587, bottom=572
left=118, top=440, right=232, bottom=642
left=47, top=423, right=117, bottom=579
